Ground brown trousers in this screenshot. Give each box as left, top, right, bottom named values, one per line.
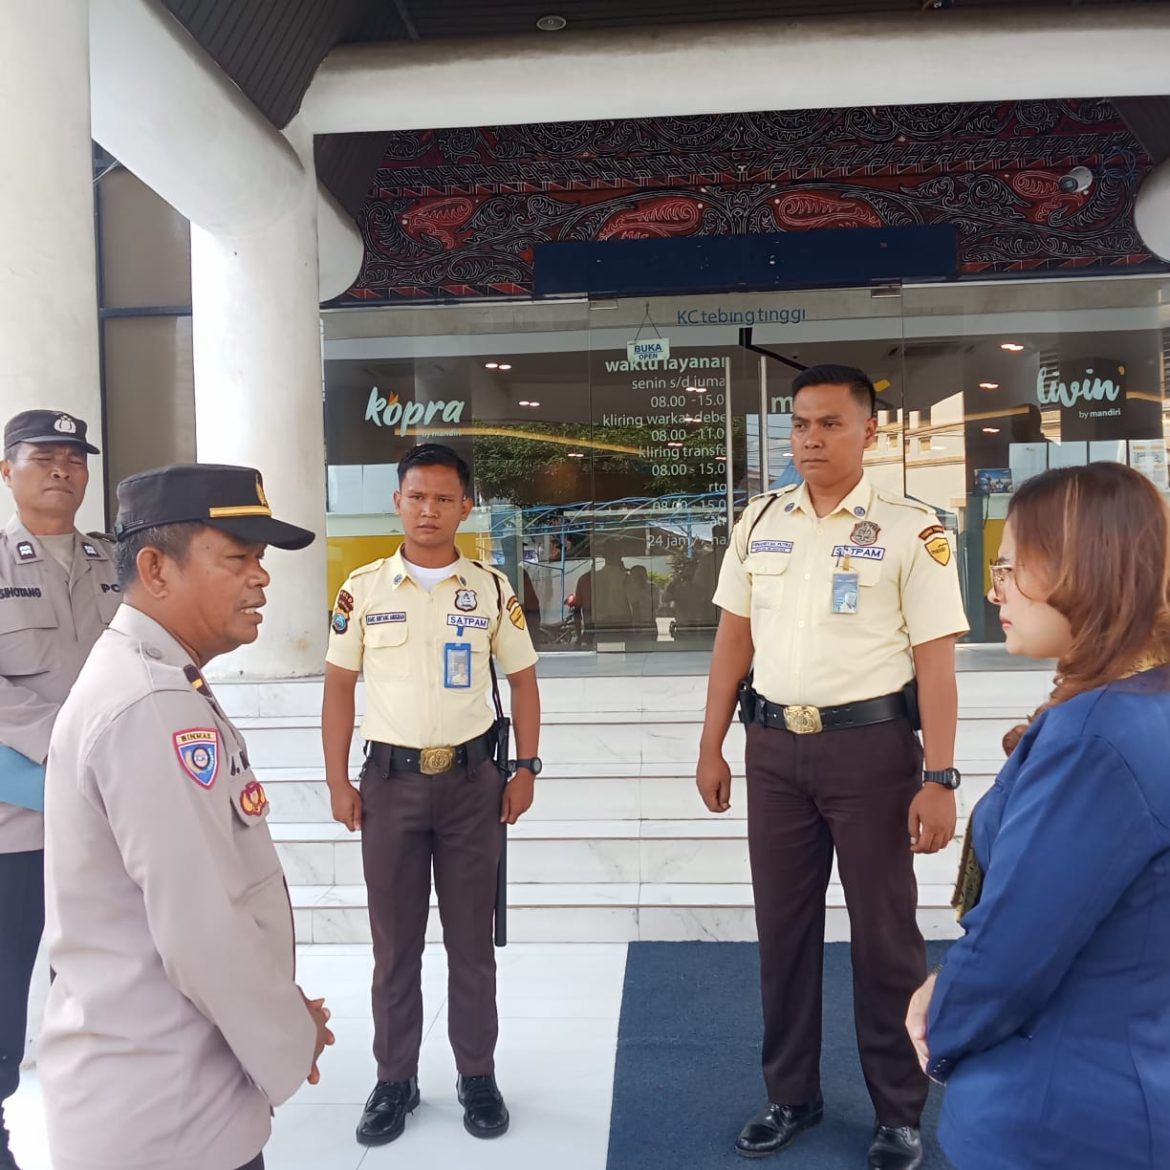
left=361, top=756, right=505, bottom=1083
left=745, top=718, right=928, bottom=1127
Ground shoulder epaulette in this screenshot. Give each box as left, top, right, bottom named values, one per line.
left=470, top=559, right=510, bottom=583
left=876, top=490, right=939, bottom=518
left=85, top=531, right=116, bottom=545
left=348, top=557, right=387, bottom=579
left=183, top=664, right=215, bottom=701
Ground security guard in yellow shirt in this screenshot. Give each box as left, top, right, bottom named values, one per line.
left=697, top=366, right=968, bottom=1170
left=322, top=443, right=541, bottom=1148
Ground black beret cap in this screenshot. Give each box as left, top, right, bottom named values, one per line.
left=5, top=409, right=99, bottom=454
left=114, top=464, right=314, bottom=551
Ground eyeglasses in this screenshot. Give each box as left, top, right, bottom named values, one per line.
left=988, top=558, right=1015, bottom=602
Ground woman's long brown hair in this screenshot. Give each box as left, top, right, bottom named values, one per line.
left=1002, top=462, right=1170, bottom=754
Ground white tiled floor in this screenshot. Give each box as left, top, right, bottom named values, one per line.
left=7, top=942, right=628, bottom=1170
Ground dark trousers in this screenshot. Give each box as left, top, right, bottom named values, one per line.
left=0, top=850, right=44, bottom=1103
left=232, top=1155, right=264, bottom=1170
left=745, top=719, right=928, bottom=1127
left=361, top=758, right=505, bottom=1083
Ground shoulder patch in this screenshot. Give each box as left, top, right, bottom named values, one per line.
left=174, top=728, right=219, bottom=788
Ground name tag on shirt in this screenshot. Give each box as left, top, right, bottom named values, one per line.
left=366, top=611, right=407, bottom=626
left=447, top=614, right=490, bottom=630
left=750, top=540, right=793, bottom=554
left=830, top=544, right=885, bottom=561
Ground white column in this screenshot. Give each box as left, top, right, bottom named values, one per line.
left=1, top=0, right=103, bottom=532
left=191, top=122, right=327, bottom=679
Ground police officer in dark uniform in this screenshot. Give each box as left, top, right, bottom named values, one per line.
left=0, top=410, right=118, bottom=1170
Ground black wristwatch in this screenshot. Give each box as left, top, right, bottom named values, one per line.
left=923, top=767, right=961, bottom=790
left=510, top=757, right=543, bottom=776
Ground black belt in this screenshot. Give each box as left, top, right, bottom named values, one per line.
left=751, top=689, right=908, bottom=734
left=366, top=729, right=495, bottom=776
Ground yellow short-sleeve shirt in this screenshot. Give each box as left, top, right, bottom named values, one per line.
left=326, top=549, right=539, bottom=749
left=713, top=473, right=969, bottom=708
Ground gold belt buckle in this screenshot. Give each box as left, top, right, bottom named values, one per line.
left=782, top=705, right=823, bottom=735
left=420, top=746, right=456, bottom=775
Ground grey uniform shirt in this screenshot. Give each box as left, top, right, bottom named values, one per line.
left=0, top=515, right=120, bottom=852
left=40, top=605, right=316, bottom=1170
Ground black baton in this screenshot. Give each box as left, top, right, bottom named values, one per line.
left=494, top=827, right=508, bottom=947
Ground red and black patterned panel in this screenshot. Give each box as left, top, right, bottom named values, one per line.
left=342, top=100, right=1166, bottom=304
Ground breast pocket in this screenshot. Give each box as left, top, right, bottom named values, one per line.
left=0, top=604, right=59, bottom=677
left=229, top=774, right=283, bottom=897
left=363, top=619, right=410, bottom=677
left=825, top=557, right=884, bottom=619
left=748, top=554, right=792, bottom=612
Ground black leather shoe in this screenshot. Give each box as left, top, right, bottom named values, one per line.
left=868, top=1124, right=923, bottom=1170
left=355, top=1077, right=420, bottom=1146
left=457, top=1073, right=510, bottom=1138
left=735, top=1093, right=824, bottom=1158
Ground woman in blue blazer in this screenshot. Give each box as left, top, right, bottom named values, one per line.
left=907, top=462, right=1170, bottom=1170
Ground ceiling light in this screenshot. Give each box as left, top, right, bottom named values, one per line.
left=537, top=14, right=568, bottom=31
left=979, top=382, right=999, bottom=390
left=1000, top=343, right=1025, bottom=353
left=518, top=400, right=531, bottom=406
left=982, top=427, right=1001, bottom=434
left=567, top=451, right=585, bottom=458
left=484, top=362, right=499, bottom=369
left=498, top=363, right=513, bottom=371
left=527, top=401, right=540, bottom=407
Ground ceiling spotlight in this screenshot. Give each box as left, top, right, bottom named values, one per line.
left=979, top=382, right=1000, bottom=390
left=484, top=362, right=499, bottom=369
left=537, top=14, right=568, bottom=31
left=518, top=400, right=531, bottom=406
left=982, top=427, right=1001, bottom=434
left=1000, top=343, right=1025, bottom=353
left=527, top=400, right=540, bottom=407
left=498, top=363, right=513, bottom=371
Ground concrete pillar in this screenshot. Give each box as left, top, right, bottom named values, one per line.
left=1, top=0, right=104, bottom=532
left=191, top=122, right=327, bottom=679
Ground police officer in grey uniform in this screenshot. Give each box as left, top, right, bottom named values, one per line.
left=40, top=464, right=334, bottom=1170
left=0, top=410, right=118, bottom=1170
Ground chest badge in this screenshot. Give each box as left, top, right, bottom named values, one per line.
left=15, top=541, right=36, bottom=562
left=454, top=588, right=478, bottom=612
left=850, top=520, right=881, bottom=547
left=239, top=779, right=269, bottom=817
left=82, top=541, right=102, bottom=560
left=173, top=729, right=219, bottom=789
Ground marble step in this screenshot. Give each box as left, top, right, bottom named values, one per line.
left=215, top=669, right=1052, bottom=721
left=276, top=817, right=974, bottom=901
left=289, top=881, right=964, bottom=945
left=258, top=765, right=1001, bottom=823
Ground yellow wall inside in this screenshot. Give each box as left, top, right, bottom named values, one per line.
left=326, top=532, right=495, bottom=603
left=982, top=517, right=1007, bottom=595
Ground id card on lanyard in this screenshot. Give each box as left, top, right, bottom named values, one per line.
left=831, top=553, right=859, bottom=615
left=444, top=621, right=472, bottom=688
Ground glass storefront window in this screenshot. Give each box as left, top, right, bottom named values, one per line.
left=322, top=274, right=1169, bottom=653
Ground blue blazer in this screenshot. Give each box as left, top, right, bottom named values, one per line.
left=928, top=670, right=1170, bottom=1170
